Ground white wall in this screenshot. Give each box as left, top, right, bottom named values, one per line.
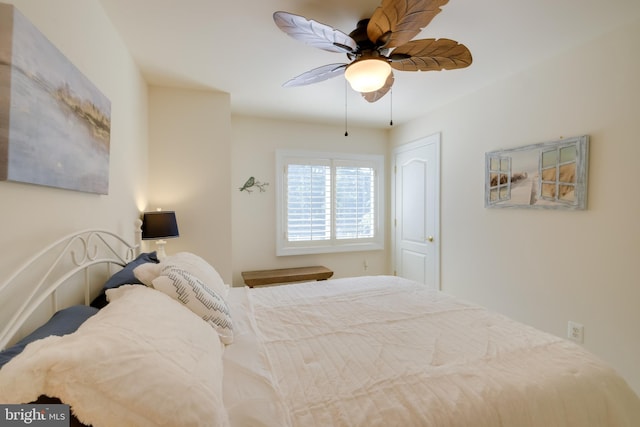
left=391, top=19, right=640, bottom=393
left=0, top=1, right=147, bottom=278
left=231, top=115, right=390, bottom=286
left=147, top=86, right=233, bottom=283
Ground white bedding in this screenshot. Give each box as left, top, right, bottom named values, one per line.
left=0, top=286, right=230, bottom=427
left=222, top=285, right=291, bottom=427
left=224, top=276, right=640, bottom=427
left=1, top=274, right=638, bottom=426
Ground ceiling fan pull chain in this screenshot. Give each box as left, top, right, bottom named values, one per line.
left=389, top=88, right=393, bottom=127
left=344, top=80, right=349, bottom=137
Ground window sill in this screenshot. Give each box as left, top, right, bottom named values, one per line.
left=276, top=242, right=384, bottom=256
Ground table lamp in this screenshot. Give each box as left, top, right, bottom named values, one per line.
left=141, top=210, right=179, bottom=260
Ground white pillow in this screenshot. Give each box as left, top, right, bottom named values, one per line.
left=0, top=285, right=229, bottom=427
left=152, top=266, right=234, bottom=344
left=132, top=261, right=161, bottom=286
left=134, top=252, right=229, bottom=297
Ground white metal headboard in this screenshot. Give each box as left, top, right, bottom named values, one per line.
left=0, top=228, right=141, bottom=349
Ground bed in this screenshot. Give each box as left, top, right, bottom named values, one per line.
left=1, top=229, right=639, bottom=427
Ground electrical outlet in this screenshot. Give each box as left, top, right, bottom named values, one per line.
left=567, top=321, right=584, bottom=343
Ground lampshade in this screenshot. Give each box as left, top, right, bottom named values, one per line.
left=141, top=211, right=179, bottom=240
left=344, top=58, right=392, bottom=93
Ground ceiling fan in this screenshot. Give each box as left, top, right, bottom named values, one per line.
left=273, top=0, right=472, bottom=103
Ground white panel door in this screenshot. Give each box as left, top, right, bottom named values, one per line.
left=393, top=134, right=440, bottom=289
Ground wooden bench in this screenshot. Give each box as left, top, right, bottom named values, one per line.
left=241, top=266, right=333, bottom=288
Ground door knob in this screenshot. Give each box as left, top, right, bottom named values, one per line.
left=426, top=236, right=434, bottom=242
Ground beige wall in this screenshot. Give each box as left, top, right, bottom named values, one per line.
left=0, top=0, right=148, bottom=275
left=230, top=115, right=390, bottom=286
left=147, top=86, right=232, bottom=283
left=391, top=19, right=640, bottom=393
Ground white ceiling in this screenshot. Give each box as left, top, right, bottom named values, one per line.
left=98, top=0, right=640, bottom=128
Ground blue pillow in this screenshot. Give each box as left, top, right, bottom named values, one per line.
left=91, top=252, right=159, bottom=308
left=0, top=305, right=98, bottom=368
left=103, top=251, right=159, bottom=290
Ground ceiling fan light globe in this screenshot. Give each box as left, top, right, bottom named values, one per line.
left=345, top=59, right=391, bottom=93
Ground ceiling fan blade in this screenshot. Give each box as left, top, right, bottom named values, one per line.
left=274, top=11, right=358, bottom=54
left=283, top=63, right=348, bottom=87
left=361, top=72, right=395, bottom=103
left=367, top=0, right=449, bottom=48
left=390, top=38, right=472, bottom=71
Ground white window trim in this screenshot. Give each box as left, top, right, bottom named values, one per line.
left=276, top=149, right=385, bottom=256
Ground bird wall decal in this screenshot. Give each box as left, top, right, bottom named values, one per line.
left=239, top=176, right=269, bottom=193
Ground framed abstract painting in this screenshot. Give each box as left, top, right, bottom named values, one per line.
left=0, top=3, right=110, bottom=194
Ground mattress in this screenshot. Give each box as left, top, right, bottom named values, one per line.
left=222, top=275, right=640, bottom=427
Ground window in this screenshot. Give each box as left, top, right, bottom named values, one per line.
left=276, top=150, right=384, bottom=256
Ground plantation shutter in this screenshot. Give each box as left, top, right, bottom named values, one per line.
left=276, top=150, right=384, bottom=256
left=286, top=160, right=331, bottom=242
left=335, top=162, right=375, bottom=239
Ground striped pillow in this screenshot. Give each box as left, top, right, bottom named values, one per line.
left=151, top=266, right=233, bottom=344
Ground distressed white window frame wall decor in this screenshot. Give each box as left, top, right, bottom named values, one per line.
left=485, top=135, right=589, bottom=210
